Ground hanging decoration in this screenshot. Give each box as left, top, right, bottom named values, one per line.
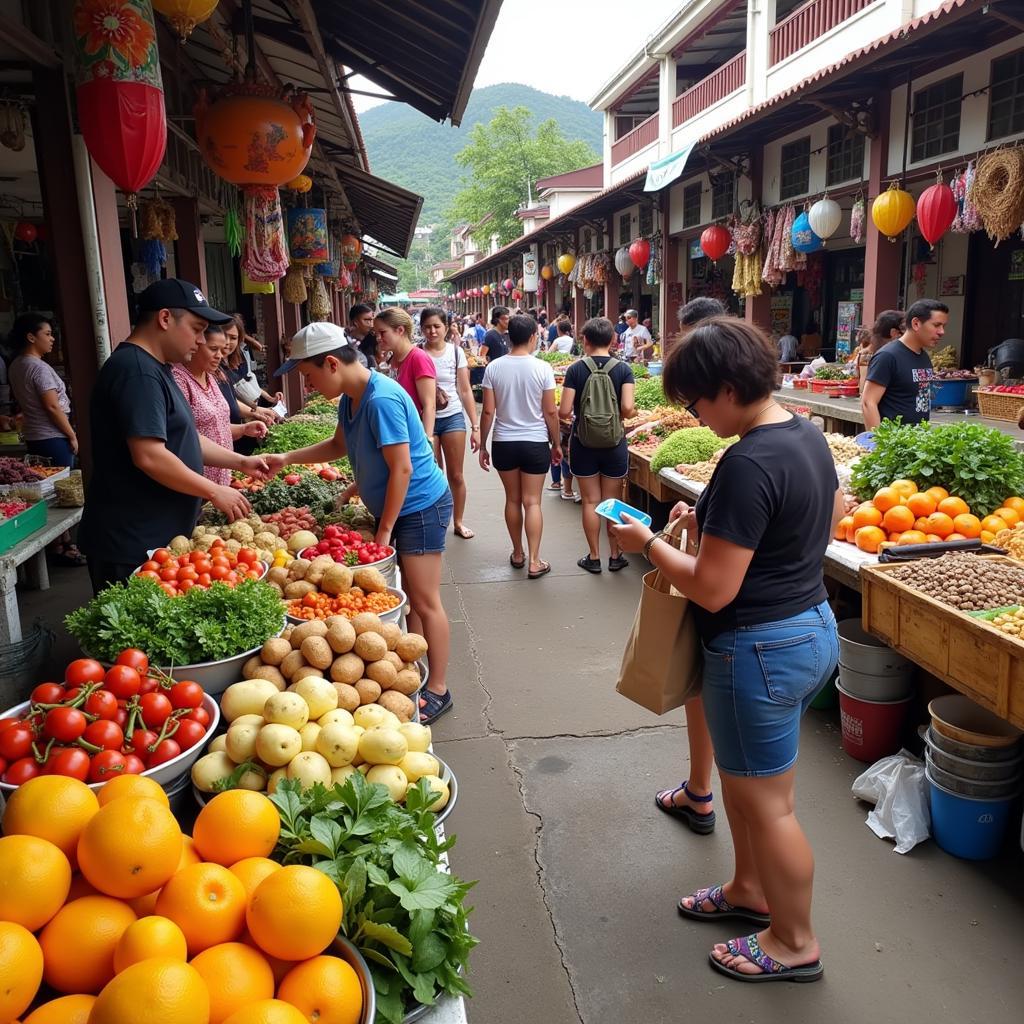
left=700, top=224, right=731, bottom=263
left=152, top=0, right=218, bottom=42
left=0, top=101, right=26, bottom=152
left=791, top=211, right=823, bottom=254
left=13, top=222, right=37, bottom=243
left=871, top=181, right=915, bottom=242
left=849, top=196, right=865, bottom=244
left=280, top=265, right=308, bottom=305
left=72, top=0, right=167, bottom=213
left=968, top=148, right=1024, bottom=245
left=916, top=180, right=957, bottom=249
left=138, top=197, right=177, bottom=276
left=286, top=207, right=328, bottom=265
left=341, top=234, right=362, bottom=270
left=807, top=197, right=842, bottom=243
left=308, top=275, right=332, bottom=320
left=285, top=174, right=313, bottom=193
left=613, top=246, right=633, bottom=278
left=781, top=205, right=803, bottom=272
left=646, top=238, right=661, bottom=287
left=556, top=253, right=576, bottom=275
left=540, top=264, right=554, bottom=280
left=731, top=205, right=763, bottom=298
left=502, top=278, right=514, bottom=292
left=482, top=284, right=491, bottom=295
left=224, top=204, right=243, bottom=258
left=629, top=238, right=651, bottom=270
left=951, top=162, right=983, bottom=233
left=242, top=272, right=274, bottom=295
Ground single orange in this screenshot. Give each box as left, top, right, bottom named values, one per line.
left=937, top=496, right=970, bottom=518
left=246, top=866, right=343, bottom=962
left=854, top=525, right=887, bottom=553
left=905, top=492, right=937, bottom=517
left=946, top=532, right=966, bottom=541
left=223, top=1000, right=308, bottom=1024
left=38, top=895, right=136, bottom=994
left=994, top=506, right=1020, bottom=526
left=128, top=836, right=203, bottom=916
left=952, top=513, right=982, bottom=538
left=924, top=512, right=955, bottom=538
left=229, top=857, right=282, bottom=899
left=114, top=915, right=188, bottom=973
left=897, top=530, right=929, bottom=545
left=0, top=834, right=71, bottom=931
left=192, top=791, right=280, bottom=866
left=835, top=515, right=854, bottom=541
left=77, top=796, right=183, bottom=899
left=23, top=994, right=97, bottom=1024
left=156, top=862, right=247, bottom=955
left=278, top=955, right=363, bottom=1024
left=0, top=922, right=43, bottom=1022
left=982, top=515, right=1008, bottom=535
left=872, top=486, right=902, bottom=512
left=887, top=531, right=902, bottom=542
left=981, top=529, right=997, bottom=543
left=925, top=533, right=944, bottom=543
left=882, top=505, right=915, bottom=533
left=1, top=775, right=99, bottom=868
left=89, top=957, right=209, bottom=1024
left=1003, top=496, right=1024, bottom=513
left=913, top=516, right=931, bottom=533
left=852, top=504, right=883, bottom=530
left=925, top=486, right=949, bottom=502
left=890, top=479, right=918, bottom=498
left=190, top=942, right=275, bottom=1024
left=96, top=774, right=169, bottom=807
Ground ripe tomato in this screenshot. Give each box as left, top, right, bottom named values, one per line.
left=189, top=550, right=206, bottom=565
left=176, top=566, right=198, bottom=582
left=237, top=547, right=258, bottom=566
left=63, top=686, right=84, bottom=703
left=44, top=707, right=87, bottom=743
left=83, top=719, right=124, bottom=751
left=179, top=579, right=195, bottom=593
left=0, top=723, right=35, bottom=761
left=4, top=756, right=40, bottom=785
left=122, top=753, right=146, bottom=774
left=137, top=570, right=160, bottom=581
left=185, top=706, right=210, bottom=727
left=46, top=747, right=90, bottom=781
left=159, top=583, right=178, bottom=597
left=153, top=548, right=172, bottom=564
left=169, top=680, right=204, bottom=710
left=31, top=682, right=66, bottom=705
left=0, top=717, right=20, bottom=734
left=210, top=537, right=225, bottom=549
left=140, top=560, right=160, bottom=572
left=116, top=648, right=150, bottom=675
left=159, top=567, right=178, bottom=582
left=138, top=676, right=161, bottom=695
left=174, top=719, right=207, bottom=751
left=127, top=728, right=158, bottom=753
left=104, top=664, right=142, bottom=699
left=0, top=757, right=6, bottom=776
left=211, top=555, right=230, bottom=569
left=210, top=565, right=230, bottom=581
left=147, top=739, right=181, bottom=767
left=89, top=749, right=127, bottom=783
left=65, top=658, right=105, bottom=687
left=139, top=693, right=173, bottom=728
left=196, top=573, right=212, bottom=588
left=113, top=705, right=129, bottom=729
left=85, top=690, right=119, bottom=720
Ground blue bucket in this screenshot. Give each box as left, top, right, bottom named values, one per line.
left=926, top=767, right=1015, bottom=860
left=930, top=379, right=970, bottom=407
left=647, top=361, right=663, bottom=376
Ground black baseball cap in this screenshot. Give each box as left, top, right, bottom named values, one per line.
left=137, top=279, right=232, bottom=325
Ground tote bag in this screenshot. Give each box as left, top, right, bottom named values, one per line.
left=616, top=519, right=702, bottom=714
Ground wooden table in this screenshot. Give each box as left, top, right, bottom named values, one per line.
left=0, top=505, right=84, bottom=645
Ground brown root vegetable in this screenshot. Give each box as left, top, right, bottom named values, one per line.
left=350, top=612, right=384, bottom=636
left=301, top=635, right=334, bottom=671
left=354, top=678, right=383, bottom=705
left=395, top=633, right=428, bottom=663
left=378, top=622, right=403, bottom=651
left=352, top=567, right=387, bottom=594
left=322, top=565, right=354, bottom=596
left=267, top=566, right=289, bottom=588
left=305, top=555, right=337, bottom=587
left=287, top=558, right=312, bottom=581
left=261, top=638, right=292, bottom=667
left=326, top=619, right=357, bottom=655
left=291, top=665, right=325, bottom=682
left=391, top=668, right=422, bottom=696
left=289, top=620, right=328, bottom=646
left=377, top=690, right=415, bottom=722
left=384, top=651, right=404, bottom=670
left=284, top=580, right=317, bottom=600
left=334, top=682, right=360, bottom=712
left=242, top=655, right=263, bottom=680
left=280, top=649, right=307, bottom=680
left=251, top=665, right=287, bottom=690
left=353, top=631, right=388, bottom=663
left=330, top=653, right=365, bottom=686
left=365, top=659, right=398, bottom=690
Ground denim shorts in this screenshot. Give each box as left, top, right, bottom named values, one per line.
left=700, top=601, right=839, bottom=778
left=434, top=410, right=466, bottom=436
left=392, top=491, right=453, bottom=556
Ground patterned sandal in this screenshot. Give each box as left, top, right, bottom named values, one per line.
left=709, top=933, right=824, bottom=983
left=677, top=885, right=771, bottom=927
left=654, top=780, right=716, bottom=834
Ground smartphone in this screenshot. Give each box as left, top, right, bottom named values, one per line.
left=595, top=499, right=652, bottom=528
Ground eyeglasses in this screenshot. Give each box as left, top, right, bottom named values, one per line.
left=685, top=400, right=704, bottom=420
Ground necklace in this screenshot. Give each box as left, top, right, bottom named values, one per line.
left=740, top=400, right=779, bottom=436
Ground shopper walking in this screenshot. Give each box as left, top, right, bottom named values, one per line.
left=559, top=317, right=635, bottom=573
left=375, top=308, right=437, bottom=438
left=266, top=325, right=454, bottom=724
left=421, top=306, right=478, bottom=540
left=479, top=314, right=561, bottom=578
left=225, top=314, right=284, bottom=413
left=347, top=302, right=377, bottom=367
left=611, top=316, right=841, bottom=983
left=479, top=306, right=510, bottom=363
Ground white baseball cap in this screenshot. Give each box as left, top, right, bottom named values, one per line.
left=274, top=322, right=351, bottom=377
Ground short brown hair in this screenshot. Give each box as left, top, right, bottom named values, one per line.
left=663, top=316, right=779, bottom=406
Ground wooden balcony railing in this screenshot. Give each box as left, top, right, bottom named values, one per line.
left=610, top=111, right=660, bottom=167
left=769, top=0, right=874, bottom=66
left=672, top=51, right=746, bottom=128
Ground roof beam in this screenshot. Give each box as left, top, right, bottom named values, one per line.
left=0, top=14, right=60, bottom=68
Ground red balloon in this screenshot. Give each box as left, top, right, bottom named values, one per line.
left=14, top=222, right=37, bottom=243
left=629, top=238, right=651, bottom=269
left=700, top=224, right=732, bottom=262
left=916, top=182, right=957, bottom=247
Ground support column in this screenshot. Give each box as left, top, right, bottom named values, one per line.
left=171, top=198, right=207, bottom=294
left=281, top=302, right=304, bottom=412
left=572, top=286, right=586, bottom=335
left=744, top=147, right=772, bottom=334
left=89, top=160, right=131, bottom=347
left=658, top=189, right=674, bottom=336
left=604, top=266, right=620, bottom=326
left=862, top=90, right=900, bottom=325
left=261, top=291, right=284, bottom=380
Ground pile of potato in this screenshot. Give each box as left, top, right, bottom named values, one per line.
left=167, top=518, right=293, bottom=566
left=262, top=557, right=389, bottom=603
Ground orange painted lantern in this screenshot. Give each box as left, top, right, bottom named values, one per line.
left=285, top=174, right=313, bottom=193
left=341, top=234, right=362, bottom=270
left=540, top=264, right=554, bottom=280
left=152, top=0, right=217, bottom=42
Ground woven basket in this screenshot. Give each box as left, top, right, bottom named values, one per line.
left=976, top=389, right=1024, bottom=422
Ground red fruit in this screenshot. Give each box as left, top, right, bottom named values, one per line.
left=128, top=728, right=158, bottom=756
left=85, top=690, right=119, bottom=720
left=173, top=719, right=207, bottom=751
left=44, top=706, right=87, bottom=743
left=169, top=681, right=204, bottom=710
left=148, top=739, right=181, bottom=767
left=185, top=707, right=210, bottom=728
left=138, top=677, right=161, bottom=695
left=89, top=749, right=127, bottom=782
left=139, top=692, right=173, bottom=728
left=122, top=753, right=146, bottom=774
left=115, top=649, right=150, bottom=674
left=104, top=664, right=142, bottom=700
left=46, top=746, right=91, bottom=781
left=4, top=756, right=41, bottom=785
left=31, top=683, right=66, bottom=705
left=83, top=719, right=125, bottom=751
left=66, top=658, right=105, bottom=687
left=0, top=723, right=34, bottom=761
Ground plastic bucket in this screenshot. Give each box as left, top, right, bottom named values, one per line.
left=838, top=662, right=914, bottom=702
left=836, top=681, right=912, bottom=762
left=930, top=379, right=970, bottom=407
left=926, top=723, right=1021, bottom=763
left=926, top=766, right=1015, bottom=860
left=647, top=361, right=663, bottom=376
left=837, top=619, right=914, bottom=675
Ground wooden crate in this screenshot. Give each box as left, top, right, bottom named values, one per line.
left=627, top=450, right=673, bottom=502
left=861, top=556, right=1024, bottom=729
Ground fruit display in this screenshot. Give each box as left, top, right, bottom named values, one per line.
left=882, top=552, right=1024, bottom=612
left=1, top=497, right=31, bottom=519
left=993, top=521, right=1024, bottom=561
left=134, top=546, right=266, bottom=596
left=298, top=524, right=393, bottom=566
left=0, top=457, right=45, bottom=484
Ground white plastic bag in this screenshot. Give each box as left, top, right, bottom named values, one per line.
left=851, top=750, right=931, bottom=854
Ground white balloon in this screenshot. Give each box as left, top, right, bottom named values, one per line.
left=808, top=197, right=842, bottom=241
left=614, top=246, right=634, bottom=278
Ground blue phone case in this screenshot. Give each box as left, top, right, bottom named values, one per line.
left=595, top=499, right=652, bottom=528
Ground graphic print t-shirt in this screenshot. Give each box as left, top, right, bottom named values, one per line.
left=866, top=340, right=934, bottom=425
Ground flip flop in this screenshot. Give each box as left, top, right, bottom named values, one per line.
left=709, top=934, right=823, bottom=984
left=577, top=555, right=602, bottom=574
left=528, top=560, right=551, bottom=579
left=510, top=553, right=526, bottom=569
left=454, top=525, right=475, bottom=539
left=560, top=492, right=577, bottom=501
left=419, top=689, right=453, bottom=725
left=655, top=780, right=716, bottom=834
left=677, top=885, right=770, bottom=927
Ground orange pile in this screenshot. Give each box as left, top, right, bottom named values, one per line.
left=0, top=777, right=359, bottom=1024
left=836, top=483, right=1024, bottom=554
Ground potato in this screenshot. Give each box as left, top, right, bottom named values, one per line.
left=208, top=734, right=228, bottom=754
left=255, top=723, right=302, bottom=766
left=267, top=767, right=288, bottom=794
left=353, top=632, right=387, bottom=663
left=316, top=723, right=361, bottom=767
left=266, top=582, right=284, bottom=598
left=379, top=622, right=403, bottom=652
left=300, top=636, right=333, bottom=671
left=287, top=558, right=311, bottom=581
left=330, top=765, right=358, bottom=786
left=321, top=565, right=353, bottom=596
left=281, top=626, right=293, bottom=643
left=221, top=679, right=280, bottom=722
left=354, top=678, right=382, bottom=705
left=290, top=620, right=328, bottom=646
left=318, top=708, right=354, bottom=728
left=384, top=651, right=404, bottom=671
left=263, top=692, right=309, bottom=729
left=333, top=682, right=360, bottom=712
left=242, top=655, right=263, bottom=680
left=365, top=659, right=397, bottom=690
left=377, top=690, right=415, bottom=722
left=267, top=566, right=289, bottom=588
left=395, top=633, right=428, bottom=663
left=351, top=612, right=384, bottom=636
left=287, top=751, right=333, bottom=789
left=261, top=638, right=291, bottom=666
left=326, top=619, right=356, bottom=655
left=191, top=751, right=238, bottom=793
left=287, top=530, right=319, bottom=554
left=399, top=752, right=439, bottom=782
left=398, top=722, right=432, bottom=753
left=284, top=580, right=316, bottom=600
left=353, top=567, right=387, bottom=594
left=366, top=765, right=409, bottom=802
left=280, top=649, right=307, bottom=680
left=418, top=775, right=450, bottom=811
left=226, top=721, right=261, bottom=762
left=231, top=714, right=266, bottom=730
left=233, top=765, right=268, bottom=792
left=291, top=665, right=324, bottom=683
left=251, top=665, right=287, bottom=691
left=352, top=704, right=392, bottom=731
left=305, top=555, right=336, bottom=587
left=291, top=675, right=338, bottom=719
left=390, top=668, right=421, bottom=696
left=298, top=721, right=322, bottom=752
left=330, top=653, right=365, bottom=686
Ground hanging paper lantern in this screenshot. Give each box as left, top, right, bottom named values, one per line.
left=540, top=264, right=554, bottom=280
left=340, top=234, right=362, bottom=270
left=557, top=253, right=576, bottom=275
left=807, top=197, right=842, bottom=242
left=287, top=207, right=328, bottom=265
left=613, top=246, right=633, bottom=278
left=629, top=238, right=651, bottom=270
left=482, top=284, right=491, bottom=295
left=502, top=278, right=514, bottom=292
left=152, top=0, right=218, bottom=42
left=14, top=222, right=37, bottom=243
left=916, top=181, right=957, bottom=249
left=791, top=211, right=823, bottom=253
left=700, top=224, right=731, bottom=262
left=871, top=181, right=915, bottom=242
left=285, top=174, right=313, bottom=193
left=73, top=0, right=167, bottom=210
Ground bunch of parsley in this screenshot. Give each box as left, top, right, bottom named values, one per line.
left=269, top=775, right=477, bottom=1024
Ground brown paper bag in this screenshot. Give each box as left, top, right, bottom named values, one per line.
left=615, top=520, right=702, bottom=714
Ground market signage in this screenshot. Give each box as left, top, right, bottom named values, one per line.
left=523, top=245, right=538, bottom=292
left=644, top=140, right=698, bottom=192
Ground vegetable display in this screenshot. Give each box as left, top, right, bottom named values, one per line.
left=882, top=552, right=1024, bottom=612
left=261, top=505, right=320, bottom=539
left=134, top=544, right=265, bottom=596
left=0, top=498, right=31, bottom=520
left=258, top=417, right=339, bottom=454
left=265, top=554, right=401, bottom=620
left=248, top=475, right=343, bottom=517
left=650, top=427, right=736, bottom=474
left=813, top=365, right=851, bottom=381
left=301, top=524, right=393, bottom=566
left=632, top=378, right=667, bottom=411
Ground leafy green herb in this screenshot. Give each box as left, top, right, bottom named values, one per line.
left=249, top=475, right=345, bottom=516
left=65, top=576, right=284, bottom=666
left=633, top=377, right=667, bottom=411
left=269, top=775, right=478, bottom=1023
left=258, top=417, right=339, bottom=454
left=813, top=365, right=850, bottom=380
left=650, top=427, right=735, bottom=474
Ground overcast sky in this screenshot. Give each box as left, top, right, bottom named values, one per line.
left=349, top=0, right=683, bottom=114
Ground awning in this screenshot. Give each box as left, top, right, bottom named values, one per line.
left=644, top=140, right=698, bottom=192
left=364, top=254, right=399, bottom=282
left=338, top=164, right=424, bottom=260
left=312, top=0, right=505, bottom=126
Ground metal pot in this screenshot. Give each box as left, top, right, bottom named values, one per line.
left=924, top=728, right=1024, bottom=781
left=924, top=750, right=1022, bottom=799
left=838, top=619, right=915, bottom=675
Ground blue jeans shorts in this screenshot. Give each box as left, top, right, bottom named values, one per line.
left=434, top=410, right=466, bottom=436
left=700, top=601, right=839, bottom=777
left=392, top=490, right=453, bottom=556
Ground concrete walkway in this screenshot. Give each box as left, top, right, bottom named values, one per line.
left=432, top=455, right=1024, bottom=1024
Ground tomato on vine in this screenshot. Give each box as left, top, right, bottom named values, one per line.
left=83, top=720, right=124, bottom=751
left=115, top=648, right=149, bottom=675
left=89, top=750, right=128, bottom=783
left=46, top=747, right=91, bottom=782
left=0, top=723, right=35, bottom=762
left=121, top=753, right=146, bottom=775
left=147, top=739, right=181, bottom=767
left=43, top=707, right=87, bottom=744
left=174, top=719, right=207, bottom=751
left=4, top=757, right=40, bottom=785
left=65, top=659, right=105, bottom=687
left=169, top=681, right=204, bottom=710
left=85, top=690, right=119, bottom=721
left=103, top=664, right=141, bottom=700
left=31, top=683, right=65, bottom=705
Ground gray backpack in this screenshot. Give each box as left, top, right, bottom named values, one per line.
left=576, top=357, right=624, bottom=449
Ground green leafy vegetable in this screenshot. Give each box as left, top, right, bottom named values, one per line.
left=249, top=475, right=345, bottom=516
left=633, top=377, right=667, bottom=411
left=259, top=417, right=339, bottom=454
left=537, top=351, right=574, bottom=365
left=65, top=576, right=284, bottom=666
left=650, top=427, right=736, bottom=473
left=269, top=775, right=477, bottom=1023
left=813, top=365, right=850, bottom=380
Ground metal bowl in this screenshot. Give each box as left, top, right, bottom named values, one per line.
left=929, top=695, right=1023, bottom=749
left=924, top=751, right=1022, bottom=799
left=285, top=586, right=408, bottom=626
left=329, top=935, right=377, bottom=1024
left=924, top=728, right=1024, bottom=782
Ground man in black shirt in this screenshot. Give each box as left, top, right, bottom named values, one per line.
left=479, top=306, right=510, bottom=362
left=80, top=279, right=270, bottom=593
left=862, top=299, right=947, bottom=429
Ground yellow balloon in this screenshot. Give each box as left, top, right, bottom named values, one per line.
left=482, top=284, right=491, bottom=295
left=871, top=182, right=916, bottom=242
left=556, top=253, right=576, bottom=275
left=152, top=0, right=219, bottom=41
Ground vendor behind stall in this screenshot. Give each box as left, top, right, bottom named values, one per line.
left=79, top=280, right=270, bottom=594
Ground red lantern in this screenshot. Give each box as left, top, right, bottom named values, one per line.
left=700, top=224, right=731, bottom=263
left=72, top=1, right=166, bottom=208
left=629, top=238, right=651, bottom=270
left=14, top=222, right=37, bottom=243
left=916, top=182, right=957, bottom=249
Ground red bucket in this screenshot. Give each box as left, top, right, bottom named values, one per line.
left=836, top=681, right=912, bottom=762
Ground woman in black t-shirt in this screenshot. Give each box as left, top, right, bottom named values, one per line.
left=612, top=317, right=842, bottom=986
